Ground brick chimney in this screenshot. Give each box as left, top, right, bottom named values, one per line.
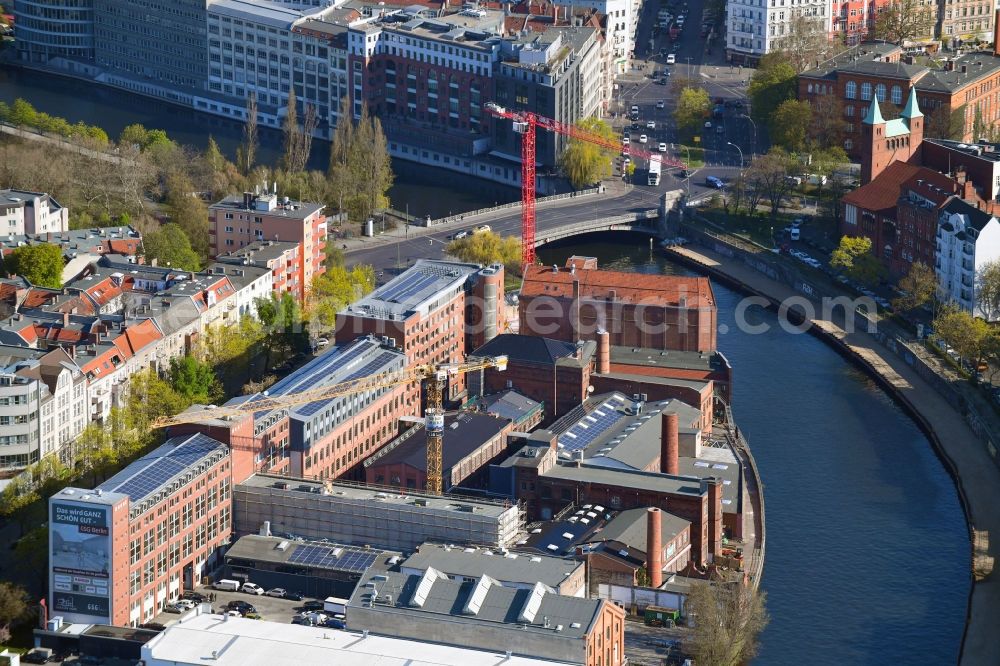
left=597, top=329, right=610, bottom=374
left=994, top=9, right=1000, bottom=57
left=955, top=166, right=966, bottom=185
left=660, top=412, right=679, bottom=475
left=707, top=477, right=723, bottom=559
left=62, top=311, right=70, bottom=327
left=646, top=508, right=663, bottom=588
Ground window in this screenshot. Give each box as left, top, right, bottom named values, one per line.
left=875, top=83, right=886, bottom=101
left=891, top=85, right=903, bottom=105
left=845, top=81, right=857, bottom=99
left=861, top=82, right=872, bottom=100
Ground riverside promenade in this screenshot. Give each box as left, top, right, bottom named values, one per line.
left=668, top=244, right=1000, bottom=666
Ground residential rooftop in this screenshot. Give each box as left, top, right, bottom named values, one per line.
left=209, top=193, right=324, bottom=220
left=399, top=542, right=582, bottom=589
left=215, top=239, right=300, bottom=265
left=343, top=260, right=484, bottom=321
left=142, top=611, right=568, bottom=666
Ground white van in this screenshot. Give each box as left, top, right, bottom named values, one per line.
left=324, top=597, right=349, bottom=615
left=789, top=227, right=801, bottom=241
left=214, top=579, right=241, bottom=591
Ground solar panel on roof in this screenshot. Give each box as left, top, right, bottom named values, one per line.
left=100, top=433, right=222, bottom=502
left=294, top=351, right=399, bottom=418
left=287, top=544, right=379, bottom=573
left=558, top=406, right=628, bottom=452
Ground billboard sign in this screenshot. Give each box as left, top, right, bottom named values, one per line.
left=49, top=502, right=112, bottom=623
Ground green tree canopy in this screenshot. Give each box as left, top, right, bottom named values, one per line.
left=142, top=223, right=202, bottom=271
left=674, top=87, right=711, bottom=134
left=558, top=117, right=616, bottom=189
left=164, top=173, right=210, bottom=262
left=830, top=235, right=886, bottom=286
left=975, top=260, right=1000, bottom=321
left=169, top=355, right=223, bottom=404
left=3, top=243, right=64, bottom=288
left=328, top=101, right=394, bottom=225
left=770, top=99, right=812, bottom=153
left=687, top=575, right=769, bottom=666
left=0, top=581, right=29, bottom=643
left=308, top=264, right=376, bottom=331
left=9, top=98, right=37, bottom=127
left=893, top=261, right=937, bottom=312
left=447, top=231, right=522, bottom=272
left=934, top=304, right=995, bottom=366
left=748, top=53, right=797, bottom=127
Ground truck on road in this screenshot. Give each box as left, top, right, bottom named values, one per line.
left=647, top=156, right=662, bottom=186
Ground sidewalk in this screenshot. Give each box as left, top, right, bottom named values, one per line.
left=338, top=180, right=631, bottom=255
left=670, top=244, right=1000, bottom=666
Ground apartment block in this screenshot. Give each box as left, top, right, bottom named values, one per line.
left=727, top=0, right=832, bottom=64
left=213, top=240, right=302, bottom=302
left=0, top=345, right=88, bottom=472
left=49, top=433, right=234, bottom=627
left=491, top=26, right=605, bottom=166
left=208, top=193, right=326, bottom=302
left=936, top=198, right=1000, bottom=318
left=0, top=190, right=69, bottom=236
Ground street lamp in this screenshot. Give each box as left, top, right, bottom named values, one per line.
left=680, top=145, right=692, bottom=200
left=685, top=56, right=693, bottom=79
left=726, top=141, right=744, bottom=170
left=741, top=114, right=757, bottom=158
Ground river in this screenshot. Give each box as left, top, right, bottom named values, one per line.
left=537, top=235, right=970, bottom=665
left=0, top=67, right=519, bottom=219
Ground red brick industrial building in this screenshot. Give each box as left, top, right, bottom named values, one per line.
left=518, top=258, right=717, bottom=353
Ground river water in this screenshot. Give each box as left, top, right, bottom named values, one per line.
left=0, top=67, right=519, bottom=219
left=538, top=235, right=970, bottom=665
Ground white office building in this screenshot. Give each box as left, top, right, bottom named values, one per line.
left=726, top=0, right=829, bottom=64
left=936, top=198, right=1000, bottom=320
left=0, top=190, right=69, bottom=235
left=556, top=0, right=635, bottom=74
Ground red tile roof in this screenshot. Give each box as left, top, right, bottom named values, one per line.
left=521, top=265, right=715, bottom=308
left=843, top=162, right=958, bottom=216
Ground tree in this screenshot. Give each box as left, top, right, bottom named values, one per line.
left=3, top=243, right=64, bottom=288
left=746, top=149, right=795, bottom=222
left=559, top=117, right=616, bottom=189
left=142, top=224, right=201, bottom=271
left=925, top=104, right=966, bottom=140
left=893, top=261, right=937, bottom=312
left=769, top=99, right=812, bottom=153
left=807, top=95, right=845, bottom=151
left=307, top=264, right=376, bottom=332
left=282, top=89, right=300, bottom=172
left=748, top=52, right=797, bottom=127
left=124, top=369, right=187, bottom=441
left=345, top=105, right=394, bottom=224
left=873, top=0, right=935, bottom=44
left=256, top=292, right=309, bottom=367
left=164, top=173, right=210, bottom=262
left=169, top=355, right=223, bottom=404
left=75, top=422, right=118, bottom=485
left=0, top=581, right=29, bottom=644
left=777, top=14, right=837, bottom=72
left=198, top=317, right=266, bottom=392
left=237, top=92, right=258, bottom=175
left=830, top=235, right=887, bottom=285
left=686, top=576, right=769, bottom=666
left=14, top=526, right=49, bottom=592
left=674, top=87, right=711, bottom=133
left=934, top=304, right=995, bottom=368
left=447, top=231, right=522, bottom=272
left=9, top=98, right=37, bottom=127
left=297, top=103, right=319, bottom=173
left=328, top=96, right=356, bottom=215
left=976, top=260, right=1000, bottom=321
left=0, top=475, right=39, bottom=538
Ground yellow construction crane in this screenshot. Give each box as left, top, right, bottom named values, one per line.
left=151, top=355, right=508, bottom=494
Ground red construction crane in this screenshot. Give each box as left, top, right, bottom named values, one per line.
left=485, top=103, right=686, bottom=267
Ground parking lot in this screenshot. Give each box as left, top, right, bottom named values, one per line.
left=151, top=584, right=329, bottom=627
left=623, top=618, right=691, bottom=666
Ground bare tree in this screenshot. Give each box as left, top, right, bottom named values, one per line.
left=296, top=103, right=319, bottom=172
left=687, top=574, right=769, bottom=666
left=976, top=261, right=1000, bottom=321
left=872, top=0, right=935, bottom=44
left=747, top=149, right=795, bottom=221
left=238, top=92, right=258, bottom=175
left=282, top=89, right=299, bottom=172
left=777, top=14, right=838, bottom=72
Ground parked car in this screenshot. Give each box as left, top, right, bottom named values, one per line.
left=656, top=100, right=666, bottom=109
left=214, top=579, right=241, bottom=591
left=174, top=599, right=196, bottom=610
left=163, top=603, right=184, bottom=614
left=704, top=121, right=712, bottom=129
left=227, top=600, right=257, bottom=614
left=284, top=591, right=305, bottom=601
left=326, top=617, right=347, bottom=630
left=474, top=224, right=491, bottom=234
left=792, top=217, right=804, bottom=228
left=452, top=230, right=469, bottom=240
left=622, top=135, right=630, bottom=145
left=21, top=648, right=53, bottom=664
left=181, top=591, right=208, bottom=603
left=140, top=623, right=167, bottom=631
left=658, top=142, right=668, bottom=152
left=705, top=175, right=724, bottom=189
left=241, top=582, right=265, bottom=596
left=646, top=120, right=656, bottom=129
left=639, top=134, right=648, bottom=143
left=302, top=600, right=325, bottom=612
left=314, top=338, right=329, bottom=348
left=266, top=588, right=289, bottom=598
left=666, top=54, right=676, bottom=64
